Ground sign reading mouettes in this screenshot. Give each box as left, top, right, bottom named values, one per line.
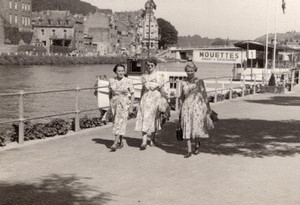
left=193, top=50, right=243, bottom=64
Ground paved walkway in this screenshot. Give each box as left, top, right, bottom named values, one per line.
left=1, top=86, right=300, bottom=205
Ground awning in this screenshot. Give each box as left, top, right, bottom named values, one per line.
left=234, top=40, right=283, bottom=52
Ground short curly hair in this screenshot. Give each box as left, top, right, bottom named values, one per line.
left=184, top=61, right=198, bottom=72
left=147, top=58, right=157, bottom=66
left=113, top=64, right=125, bottom=73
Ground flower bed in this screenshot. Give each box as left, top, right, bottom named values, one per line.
left=0, top=108, right=138, bottom=147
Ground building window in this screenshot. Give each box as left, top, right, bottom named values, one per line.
left=41, top=29, right=44, bottom=35
left=22, top=16, right=24, bottom=25
left=15, top=1, right=17, bottom=10
left=42, top=41, right=46, bottom=46
left=52, top=30, right=56, bottom=36
left=22, top=2, right=24, bottom=10
left=27, top=17, right=30, bottom=26
left=9, top=0, right=12, bottom=9
left=14, top=15, right=17, bottom=25
left=28, top=3, right=30, bottom=11
left=9, top=14, right=12, bottom=24
left=48, top=20, right=51, bottom=25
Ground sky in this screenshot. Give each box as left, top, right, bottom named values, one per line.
left=82, top=0, right=300, bottom=40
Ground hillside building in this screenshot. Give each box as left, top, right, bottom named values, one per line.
left=138, top=0, right=159, bottom=54
left=1, top=0, right=32, bottom=31
left=84, top=10, right=114, bottom=55
left=114, top=10, right=143, bottom=55
left=31, top=10, right=84, bottom=54
left=0, top=1, right=5, bottom=45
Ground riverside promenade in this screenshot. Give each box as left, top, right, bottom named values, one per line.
left=1, top=86, right=300, bottom=205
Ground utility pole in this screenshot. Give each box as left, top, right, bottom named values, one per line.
left=147, top=5, right=151, bottom=59
left=264, top=0, right=270, bottom=84
left=272, top=0, right=279, bottom=72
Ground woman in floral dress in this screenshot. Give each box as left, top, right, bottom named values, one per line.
left=135, top=58, right=164, bottom=150
left=178, top=62, right=211, bottom=158
left=109, top=64, right=135, bottom=151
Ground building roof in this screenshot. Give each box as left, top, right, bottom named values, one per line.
left=31, top=11, right=82, bottom=28
left=234, top=40, right=284, bottom=51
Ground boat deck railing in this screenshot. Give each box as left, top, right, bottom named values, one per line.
left=0, top=70, right=298, bottom=144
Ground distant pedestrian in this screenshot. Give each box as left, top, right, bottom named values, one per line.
left=135, top=58, right=165, bottom=150
left=178, top=62, right=212, bottom=158
left=108, top=64, right=135, bottom=151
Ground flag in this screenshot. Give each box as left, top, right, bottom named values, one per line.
left=282, top=0, right=286, bottom=14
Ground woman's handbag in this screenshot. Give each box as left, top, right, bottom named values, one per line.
left=206, top=115, right=214, bottom=130
left=205, top=110, right=218, bottom=130
left=176, top=127, right=184, bottom=141
left=210, top=110, right=219, bottom=123
left=158, top=96, right=169, bottom=113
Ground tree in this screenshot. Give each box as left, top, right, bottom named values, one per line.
left=31, top=0, right=97, bottom=15
left=211, top=38, right=229, bottom=46
left=157, top=18, right=178, bottom=49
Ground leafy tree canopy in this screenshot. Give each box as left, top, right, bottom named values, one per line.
left=157, top=18, right=178, bottom=49
left=32, top=0, right=97, bottom=15
left=211, top=38, right=229, bottom=46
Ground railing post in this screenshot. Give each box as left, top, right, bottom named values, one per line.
left=175, top=79, right=181, bottom=111
left=229, top=76, right=233, bottom=100
left=214, top=77, right=218, bottom=103
left=18, top=91, right=24, bottom=144
left=253, top=74, right=256, bottom=94
left=242, top=75, right=245, bottom=97
left=175, top=80, right=181, bottom=111
left=75, top=86, right=80, bottom=132
left=291, top=70, right=295, bottom=91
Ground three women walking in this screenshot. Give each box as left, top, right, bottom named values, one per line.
left=104, top=60, right=212, bottom=157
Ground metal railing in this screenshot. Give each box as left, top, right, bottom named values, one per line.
left=1, top=70, right=298, bottom=144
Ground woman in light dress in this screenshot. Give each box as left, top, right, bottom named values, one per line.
left=108, top=64, right=135, bottom=151
left=135, top=58, right=164, bottom=150
left=178, top=62, right=212, bottom=158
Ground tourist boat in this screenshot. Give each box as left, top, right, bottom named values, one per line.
left=95, top=58, right=187, bottom=109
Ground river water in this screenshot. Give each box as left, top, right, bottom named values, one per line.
left=0, top=62, right=234, bottom=128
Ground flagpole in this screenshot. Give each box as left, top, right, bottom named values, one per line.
left=264, top=0, right=270, bottom=83
left=272, top=0, right=279, bottom=72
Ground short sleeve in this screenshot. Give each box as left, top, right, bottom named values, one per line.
left=128, top=79, right=135, bottom=94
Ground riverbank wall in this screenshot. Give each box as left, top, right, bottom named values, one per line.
left=0, top=54, right=127, bottom=65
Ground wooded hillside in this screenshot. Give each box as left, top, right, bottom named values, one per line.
left=32, top=0, right=98, bottom=15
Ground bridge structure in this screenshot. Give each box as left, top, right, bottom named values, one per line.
left=0, top=76, right=300, bottom=204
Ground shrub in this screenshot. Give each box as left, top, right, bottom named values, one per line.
left=268, top=73, right=276, bottom=86
left=17, top=45, right=47, bottom=54
left=0, top=110, right=138, bottom=147
left=232, top=91, right=239, bottom=98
